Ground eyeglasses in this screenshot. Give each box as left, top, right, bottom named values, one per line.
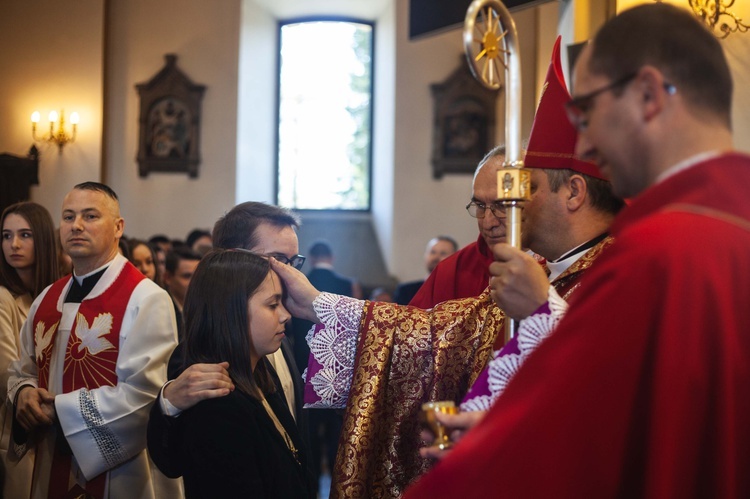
left=267, top=253, right=306, bottom=270
left=565, top=73, right=637, bottom=132
left=231, top=248, right=306, bottom=270
left=566, top=72, right=677, bottom=132
left=466, top=200, right=507, bottom=219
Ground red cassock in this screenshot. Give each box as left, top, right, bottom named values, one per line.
left=409, top=235, right=494, bottom=309
left=404, top=153, right=750, bottom=498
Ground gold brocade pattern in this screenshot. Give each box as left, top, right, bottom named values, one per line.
left=553, top=237, right=614, bottom=299
left=331, top=237, right=613, bottom=498
left=332, top=291, right=505, bottom=498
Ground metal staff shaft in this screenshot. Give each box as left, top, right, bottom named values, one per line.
left=464, top=0, right=530, bottom=343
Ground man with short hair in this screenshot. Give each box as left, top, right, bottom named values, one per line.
left=162, top=246, right=201, bottom=338
left=404, top=5, right=750, bottom=497
left=147, top=201, right=308, bottom=479
left=393, top=236, right=458, bottom=305
left=408, top=150, right=505, bottom=308
left=9, top=182, right=180, bottom=498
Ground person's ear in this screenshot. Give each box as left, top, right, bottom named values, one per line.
left=566, top=175, right=587, bottom=211
left=637, top=66, right=670, bottom=122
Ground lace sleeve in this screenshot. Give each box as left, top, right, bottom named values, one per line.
left=303, top=292, right=365, bottom=408
left=460, top=286, right=568, bottom=412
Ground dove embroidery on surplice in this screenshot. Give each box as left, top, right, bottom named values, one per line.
left=75, top=312, right=116, bottom=355
left=35, top=320, right=58, bottom=360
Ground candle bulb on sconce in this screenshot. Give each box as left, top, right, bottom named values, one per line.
left=31, top=109, right=78, bottom=154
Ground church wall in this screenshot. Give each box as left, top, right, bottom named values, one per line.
left=0, top=0, right=104, bottom=217
left=104, top=0, right=242, bottom=241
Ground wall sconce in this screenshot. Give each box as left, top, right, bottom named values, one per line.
left=31, top=109, right=79, bottom=154
left=688, top=0, right=749, bottom=38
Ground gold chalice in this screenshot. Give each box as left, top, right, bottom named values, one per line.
left=421, top=401, right=459, bottom=450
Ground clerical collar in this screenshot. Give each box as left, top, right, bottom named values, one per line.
left=655, top=150, right=722, bottom=185
left=73, top=260, right=111, bottom=284
left=66, top=266, right=108, bottom=303
left=547, top=232, right=608, bottom=282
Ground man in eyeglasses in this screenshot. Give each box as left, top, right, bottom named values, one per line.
left=407, top=146, right=507, bottom=309
left=146, top=201, right=310, bottom=479
left=405, top=4, right=750, bottom=498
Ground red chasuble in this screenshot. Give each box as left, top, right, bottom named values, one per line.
left=404, top=153, right=750, bottom=499
left=31, top=262, right=145, bottom=499
left=409, top=235, right=494, bottom=309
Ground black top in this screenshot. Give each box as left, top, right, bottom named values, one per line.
left=146, top=339, right=309, bottom=479
left=180, top=388, right=316, bottom=498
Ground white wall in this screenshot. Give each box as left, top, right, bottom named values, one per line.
left=370, top=0, right=397, bottom=269
left=236, top=0, right=277, bottom=205
left=0, top=0, right=104, bottom=217
left=105, top=0, right=241, bottom=239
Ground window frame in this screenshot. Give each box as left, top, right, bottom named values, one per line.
left=274, top=16, right=376, bottom=213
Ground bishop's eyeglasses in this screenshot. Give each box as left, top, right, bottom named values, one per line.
left=465, top=201, right=507, bottom=219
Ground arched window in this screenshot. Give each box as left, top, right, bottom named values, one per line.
left=276, top=18, right=374, bottom=210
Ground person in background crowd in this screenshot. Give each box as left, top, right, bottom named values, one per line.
left=163, top=246, right=201, bottom=339
left=149, top=234, right=172, bottom=254
left=153, top=245, right=167, bottom=287
left=393, top=236, right=458, bottom=305
left=186, top=229, right=212, bottom=256
left=129, top=238, right=160, bottom=283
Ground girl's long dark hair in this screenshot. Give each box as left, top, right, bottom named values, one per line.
left=0, top=202, right=60, bottom=297
left=127, top=238, right=161, bottom=284
left=182, top=249, right=276, bottom=398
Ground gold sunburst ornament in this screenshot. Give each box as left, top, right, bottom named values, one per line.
left=463, top=1, right=511, bottom=90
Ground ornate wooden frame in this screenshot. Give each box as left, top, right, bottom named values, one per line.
left=135, top=54, right=206, bottom=178
left=430, top=57, right=498, bottom=179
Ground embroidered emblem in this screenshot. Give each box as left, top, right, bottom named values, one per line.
left=35, top=320, right=58, bottom=360
left=74, top=312, right=116, bottom=356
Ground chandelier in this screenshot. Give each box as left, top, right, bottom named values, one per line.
left=688, top=0, right=749, bottom=38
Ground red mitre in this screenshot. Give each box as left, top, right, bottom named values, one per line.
left=524, top=36, right=605, bottom=180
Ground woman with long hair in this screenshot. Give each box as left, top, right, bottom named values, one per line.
left=1, top=201, right=60, bottom=497
left=179, top=249, right=315, bottom=498
left=128, top=239, right=160, bottom=284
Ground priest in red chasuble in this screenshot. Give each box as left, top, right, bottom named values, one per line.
left=405, top=4, right=750, bottom=498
